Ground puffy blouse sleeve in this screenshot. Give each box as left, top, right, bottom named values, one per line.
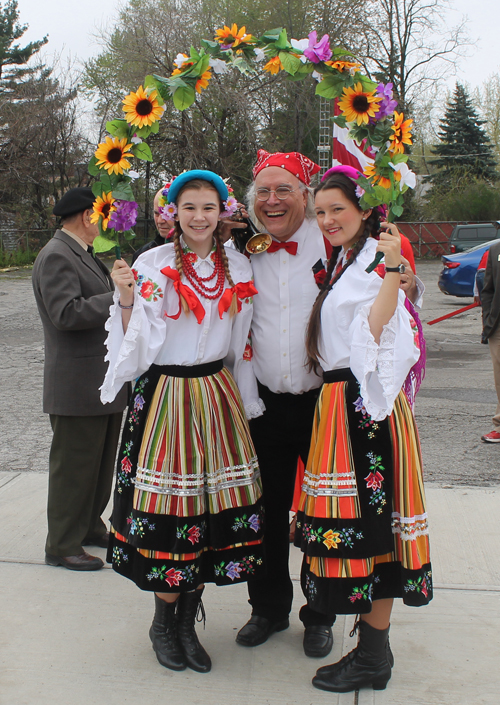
left=349, top=287, right=420, bottom=421
left=100, top=258, right=167, bottom=404
left=222, top=252, right=264, bottom=419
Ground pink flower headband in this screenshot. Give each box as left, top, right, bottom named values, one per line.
left=321, top=165, right=388, bottom=218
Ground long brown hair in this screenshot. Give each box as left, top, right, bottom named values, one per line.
left=305, top=173, right=380, bottom=373
left=172, top=178, right=238, bottom=316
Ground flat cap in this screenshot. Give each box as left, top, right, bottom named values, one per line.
left=53, top=187, right=95, bottom=217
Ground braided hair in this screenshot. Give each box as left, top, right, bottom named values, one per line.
left=305, top=173, right=381, bottom=373
left=172, top=178, right=238, bottom=317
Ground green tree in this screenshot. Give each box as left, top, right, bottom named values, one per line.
left=0, top=2, right=89, bottom=227
left=428, top=83, right=497, bottom=188
left=0, top=0, right=47, bottom=82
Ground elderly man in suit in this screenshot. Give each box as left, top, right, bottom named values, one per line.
left=480, top=240, right=500, bottom=442
left=32, top=187, right=128, bottom=570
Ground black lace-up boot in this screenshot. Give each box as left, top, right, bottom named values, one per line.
left=177, top=587, right=212, bottom=673
left=149, top=593, right=186, bottom=671
left=313, top=620, right=392, bottom=693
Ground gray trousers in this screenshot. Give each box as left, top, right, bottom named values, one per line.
left=46, top=412, right=123, bottom=556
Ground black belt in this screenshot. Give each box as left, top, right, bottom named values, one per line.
left=323, top=368, right=356, bottom=384
left=151, top=359, right=223, bottom=378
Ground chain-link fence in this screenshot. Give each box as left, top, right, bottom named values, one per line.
left=396, top=221, right=497, bottom=258
left=0, top=217, right=157, bottom=258
left=1, top=219, right=496, bottom=261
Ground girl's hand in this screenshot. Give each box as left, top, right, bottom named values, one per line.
left=219, top=203, right=249, bottom=243
left=377, top=222, right=401, bottom=270
left=111, top=259, right=135, bottom=305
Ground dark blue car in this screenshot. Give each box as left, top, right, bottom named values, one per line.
left=438, top=239, right=500, bottom=297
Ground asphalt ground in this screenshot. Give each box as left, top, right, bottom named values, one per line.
left=1, top=258, right=499, bottom=705
left=0, top=257, right=498, bottom=486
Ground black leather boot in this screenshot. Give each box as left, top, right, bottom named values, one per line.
left=177, top=587, right=212, bottom=673
left=149, top=593, right=186, bottom=671
left=313, top=621, right=392, bottom=693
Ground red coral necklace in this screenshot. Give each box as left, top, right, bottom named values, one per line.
left=181, top=244, right=225, bottom=300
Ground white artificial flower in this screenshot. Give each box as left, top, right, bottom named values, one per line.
left=389, top=162, right=416, bottom=190
left=254, top=47, right=266, bottom=62
left=174, top=53, right=189, bottom=69
left=312, top=70, right=322, bottom=82
left=209, top=58, right=229, bottom=74
left=128, top=170, right=140, bottom=181
left=131, top=135, right=142, bottom=144
left=290, top=38, right=309, bottom=62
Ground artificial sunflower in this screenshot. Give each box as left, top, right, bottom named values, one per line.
left=325, top=60, right=362, bottom=73
left=364, top=164, right=392, bottom=190
left=94, top=136, right=134, bottom=175
left=338, top=83, right=382, bottom=126
left=389, top=112, right=413, bottom=154
left=196, top=69, right=212, bottom=93
left=214, top=23, right=253, bottom=47
left=122, top=85, right=164, bottom=129
left=263, top=56, right=283, bottom=75
left=90, top=192, right=116, bottom=231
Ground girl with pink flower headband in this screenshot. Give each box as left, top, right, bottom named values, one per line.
left=292, top=166, right=432, bottom=694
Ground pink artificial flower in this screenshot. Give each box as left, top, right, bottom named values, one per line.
left=303, top=31, right=332, bottom=64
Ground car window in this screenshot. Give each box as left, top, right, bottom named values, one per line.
left=457, top=227, right=477, bottom=239
left=477, top=226, right=497, bottom=240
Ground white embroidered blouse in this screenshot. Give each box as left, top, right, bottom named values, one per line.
left=100, top=241, right=262, bottom=418
left=318, top=237, right=420, bottom=421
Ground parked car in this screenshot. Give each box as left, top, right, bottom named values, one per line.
left=449, top=222, right=500, bottom=253
left=474, top=248, right=490, bottom=301
left=438, top=239, right=500, bottom=297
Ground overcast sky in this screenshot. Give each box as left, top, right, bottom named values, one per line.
left=16, top=0, right=499, bottom=89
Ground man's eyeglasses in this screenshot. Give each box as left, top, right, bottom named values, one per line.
left=256, top=187, right=296, bottom=201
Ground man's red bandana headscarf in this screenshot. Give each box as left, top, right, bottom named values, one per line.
left=252, top=149, right=321, bottom=186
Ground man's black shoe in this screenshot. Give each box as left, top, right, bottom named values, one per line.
left=45, top=551, right=104, bottom=571
left=236, top=615, right=290, bottom=647
left=82, top=532, right=110, bottom=549
left=303, top=625, right=334, bottom=658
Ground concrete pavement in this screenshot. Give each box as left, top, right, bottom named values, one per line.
left=1, top=471, right=499, bottom=705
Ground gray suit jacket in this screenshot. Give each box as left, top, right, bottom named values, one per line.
left=32, top=230, right=128, bottom=415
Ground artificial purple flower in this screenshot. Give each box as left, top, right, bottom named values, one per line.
left=375, top=82, right=398, bottom=119
left=225, top=561, right=243, bottom=581
left=108, top=200, right=138, bottom=232
left=303, top=31, right=332, bottom=64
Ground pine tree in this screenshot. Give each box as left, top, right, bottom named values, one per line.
left=429, top=83, right=497, bottom=186
left=0, top=0, right=47, bottom=85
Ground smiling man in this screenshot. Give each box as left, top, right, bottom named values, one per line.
left=236, top=150, right=336, bottom=658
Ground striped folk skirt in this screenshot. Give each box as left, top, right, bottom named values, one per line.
left=294, top=371, right=432, bottom=615
left=107, top=361, right=265, bottom=591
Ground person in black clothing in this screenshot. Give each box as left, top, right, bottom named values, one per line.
left=131, top=187, right=174, bottom=265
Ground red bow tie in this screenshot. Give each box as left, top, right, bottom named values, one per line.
left=267, top=240, right=298, bottom=255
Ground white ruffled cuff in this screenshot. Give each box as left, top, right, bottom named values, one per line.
left=352, top=304, right=399, bottom=421
left=100, top=290, right=143, bottom=404
left=245, top=398, right=266, bottom=420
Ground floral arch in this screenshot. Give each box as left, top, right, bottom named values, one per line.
left=88, top=24, right=415, bottom=252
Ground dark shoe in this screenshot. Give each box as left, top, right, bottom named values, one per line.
left=45, top=551, right=104, bottom=571
left=177, top=587, right=211, bottom=673
left=149, top=594, right=186, bottom=671
left=82, top=532, right=110, bottom=549
left=236, top=615, right=290, bottom=647
left=303, top=625, right=333, bottom=658
left=313, top=621, right=392, bottom=693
